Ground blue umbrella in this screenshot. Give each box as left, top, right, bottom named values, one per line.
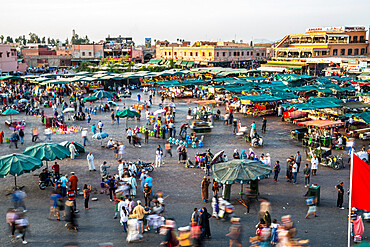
left=92, top=132, right=109, bottom=140
left=92, top=132, right=109, bottom=146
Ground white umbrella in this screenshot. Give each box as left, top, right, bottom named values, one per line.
left=154, top=109, right=166, bottom=115
left=62, top=107, right=75, bottom=113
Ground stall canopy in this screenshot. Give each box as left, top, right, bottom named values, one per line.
left=341, top=112, right=370, bottom=124
left=339, top=101, right=370, bottom=109
left=281, top=101, right=342, bottom=110
left=297, top=120, right=344, bottom=128
left=238, top=95, right=282, bottom=103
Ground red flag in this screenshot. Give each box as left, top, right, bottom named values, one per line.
left=351, top=154, right=370, bottom=211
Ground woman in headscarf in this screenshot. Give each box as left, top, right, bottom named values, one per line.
left=248, top=148, right=255, bottom=160
left=240, top=150, right=248, bottom=159
left=233, top=149, right=240, bottom=159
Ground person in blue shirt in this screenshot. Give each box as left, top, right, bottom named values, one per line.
left=91, top=124, right=97, bottom=135
left=145, top=174, right=153, bottom=195
left=49, top=192, right=62, bottom=220
left=106, top=176, right=116, bottom=201
left=59, top=174, right=69, bottom=197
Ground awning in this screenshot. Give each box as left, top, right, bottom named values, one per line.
left=148, top=59, right=161, bottom=64
left=180, top=61, right=188, bottom=66
left=297, top=120, right=344, bottom=129
left=187, top=61, right=194, bottom=67
left=339, top=101, right=370, bottom=109
left=175, top=60, right=182, bottom=65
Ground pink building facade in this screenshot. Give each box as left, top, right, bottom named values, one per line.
left=0, top=44, right=18, bottom=73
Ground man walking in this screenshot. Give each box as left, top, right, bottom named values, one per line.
left=127, top=127, right=132, bottom=144
left=81, top=128, right=89, bottom=146
left=295, top=151, right=301, bottom=173
left=106, top=176, right=116, bottom=201
left=311, top=154, right=319, bottom=176
left=292, top=161, right=298, bottom=184
left=87, top=152, right=96, bottom=171
left=335, top=182, right=344, bottom=209
left=261, top=117, right=267, bottom=133
left=164, top=141, right=172, bottom=158
left=98, top=121, right=104, bottom=133
left=303, top=164, right=311, bottom=187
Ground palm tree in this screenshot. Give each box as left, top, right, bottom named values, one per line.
left=0, top=35, right=3, bottom=44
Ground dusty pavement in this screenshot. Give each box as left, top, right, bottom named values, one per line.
left=0, top=91, right=367, bottom=247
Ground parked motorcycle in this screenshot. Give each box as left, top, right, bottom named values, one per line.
left=321, top=154, right=345, bottom=170
left=135, top=160, right=154, bottom=173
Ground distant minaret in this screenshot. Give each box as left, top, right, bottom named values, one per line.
left=72, top=29, right=76, bottom=37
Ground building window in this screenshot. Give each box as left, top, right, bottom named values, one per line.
left=89, top=52, right=92, bottom=56
left=233, top=52, right=236, bottom=56
left=340, top=49, right=345, bottom=55
left=322, top=51, right=328, bottom=56
left=261, top=53, right=264, bottom=56
left=229, top=52, right=231, bottom=56
left=217, top=52, right=219, bottom=57
left=257, top=53, right=260, bottom=56
left=174, top=52, right=177, bottom=56
left=209, top=52, right=212, bottom=56
left=184, top=52, right=186, bottom=56
left=251, top=51, right=253, bottom=56
left=223, top=52, right=226, bottom=56
left=195, top=52, right=198, bottom=56
left=348, top=49, right=353, bottom=55
left=237, top=52, right=240, bottom=56
left=360, top=36, right=365, bottom=42
left=247, top=51, right=249, bottom=56
left=164, top=52, right=167, bottom=56
left=354, top=48, right=359, bottom=55
left=7, top=52, right=10, bottom=57
left=0, top=53, right=2, bottom=58
left=242, top=52, right=244, bottom=56
left=202, top=52, right=205, bottom=56
left=333, top=49, right=338, bottom=56
left=353, top=36, right=358, bottom=43
left=82, top=52, right=85, bottom=56
left=361, top=48, right=365, bottom=55
left=190, top=52, right=193, bottom=56
left=169, top=52, right=171, bottom=56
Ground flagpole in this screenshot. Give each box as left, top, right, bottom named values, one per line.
left=348, top=148, right=354, bottom=247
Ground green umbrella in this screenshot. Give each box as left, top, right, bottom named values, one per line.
left=23, top=143, right=71, bottom=168
left=91, top=90, right=114, bottom=99
left=213, top=159, right=271, bottom=184
left=0, top=153, right=42, bottom=187
left=59, top=141, right=85, bottom=153
left=116, top=109, right=140, bottom=118
left=82, top=95, right=99, bottom=103
left=2, top=108, right=20, bottom=122
left=213, top=159, right=271, bottom=201
left=116, top=109, right=140, bottom=128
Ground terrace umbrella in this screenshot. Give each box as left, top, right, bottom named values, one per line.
left=92, top=132, right=109, bottom=146
left=82, top=95, right=99, bottom=103
left=108, top=101, right=117, bottom=106
left=59, top=141, right=85, bottom=154
left=19, top=99, right=29, bottom=103
left=0, top=153, right=42, bottom=187
left=92, top=90, right=114, bottom=99
left=116, top=109, right=140, bottom=128
left=210, top=150, right=224, bottom=165
left=154, top=109, right=166, bottom=115
left=213, top=159, right=271, bottom=200
left=23, top=143, right=71, bottom=169
left=62, top=107, right=75, bottom=113
left=2, top=108, right=19, bottom=122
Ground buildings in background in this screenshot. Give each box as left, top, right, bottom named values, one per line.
left=265, top=25, right=370, bottom=75
left=0, top=44, right=26, bottom=73
left=103, top=36, right=134, bottom=59
left=71, top=44, right=103, bottom=66
left=155, top=41, right=266, bottom=68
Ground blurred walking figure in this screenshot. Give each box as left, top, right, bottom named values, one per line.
left=226, top=217, right=242, bottom=247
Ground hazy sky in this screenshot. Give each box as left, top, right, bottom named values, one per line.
left=1, top=0, right=369, bottom=45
